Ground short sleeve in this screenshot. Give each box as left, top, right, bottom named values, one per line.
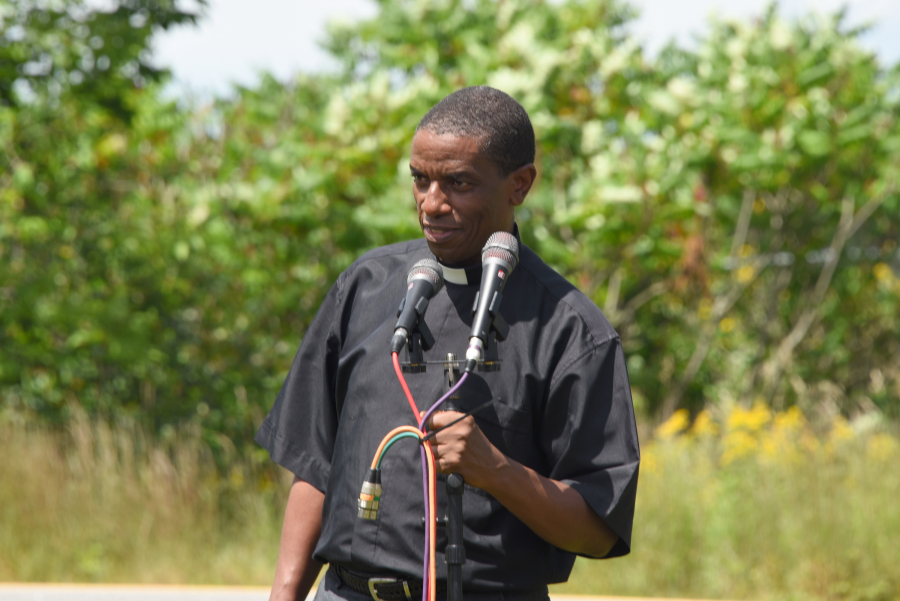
left=254, top=279, right=344, bottom=494
left=541, top=336, right=640, bottom=558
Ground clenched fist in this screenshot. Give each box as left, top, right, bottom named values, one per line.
left=426, top=411, right=507, bottom=491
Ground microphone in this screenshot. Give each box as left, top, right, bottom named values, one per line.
left=465, top=232, right=519, bottom=372
left=391, top=259, right=444, bottom=353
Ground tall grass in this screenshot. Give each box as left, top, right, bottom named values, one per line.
left=3, top=405, right=898, bottom=600
left=0, top=408, right=289, bottom=584
left=551, top=405, right=900, bottom=601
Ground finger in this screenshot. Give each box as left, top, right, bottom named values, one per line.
left=427, top=410, right=461, bottom=433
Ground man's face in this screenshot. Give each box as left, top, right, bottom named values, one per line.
left=410, top=129, right=531, bottom=266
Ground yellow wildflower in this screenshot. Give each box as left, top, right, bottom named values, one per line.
left=866, top=434, right=899, bottom=462
left=690, top=410, right=719, bottom=438
left=828, top=417, right=854, bottom=445
left=773, top=406, right=805, bottom=432
left=736, top=265, right=755, bottom=283
left=873, top=262, right=894, bottom=282
left=760, top=435, right=781, bottom=460
left=656, top=409, right=690, bottom=440
left=727, top=403, right=771, bottom=433
left=722, top=430, right=758, bottom=465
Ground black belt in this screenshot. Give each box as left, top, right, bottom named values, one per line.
left=333, top=564, right=446, bottom=601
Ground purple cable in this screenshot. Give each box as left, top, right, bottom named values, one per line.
left=417, top=370, right=468, bottom=600
left=419, top=371, right=469, bottom=430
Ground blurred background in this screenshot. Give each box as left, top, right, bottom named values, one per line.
left=1, top=0, right=898, bottom=598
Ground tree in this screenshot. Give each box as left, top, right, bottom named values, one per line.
left=3, top=0, right=898, bottom=451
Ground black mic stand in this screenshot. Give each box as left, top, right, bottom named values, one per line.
left=446, top=473, right=465, bottom=601
left=440, top=353, right=465, bottom=601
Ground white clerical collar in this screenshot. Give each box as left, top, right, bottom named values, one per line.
left=439, top=263, right=483, bottom=286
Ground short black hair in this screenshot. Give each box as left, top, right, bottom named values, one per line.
left=417, top=86, right=535, bottom=176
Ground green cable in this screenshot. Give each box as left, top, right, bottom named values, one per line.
left=376, top=432, right=423, bottom=469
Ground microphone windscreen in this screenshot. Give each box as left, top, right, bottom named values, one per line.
left=407, top=258, right=444, bottom=293
left=482, top=232, right=519, bottom=270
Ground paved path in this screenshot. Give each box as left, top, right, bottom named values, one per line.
left=0, top=584, right=271, bottom=601
left=0, top=585, right=703, bottom=601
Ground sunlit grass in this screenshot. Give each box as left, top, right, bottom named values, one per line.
left=552, top=405, right=900, bottom=601
left=0, top=408, right=289, bottom=584
left=3, top=405, right=899, bottom=600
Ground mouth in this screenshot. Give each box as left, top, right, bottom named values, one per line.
left=421, top=224, right=461, bottom=244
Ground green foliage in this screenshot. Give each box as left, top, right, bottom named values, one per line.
left=591, top=8, right=900, bottom=418
left=1, top=0, right=899, bottom=454
left=0, top=0, right=200, bottom=119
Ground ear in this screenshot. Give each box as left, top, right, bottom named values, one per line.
left=508, top=163, right=537, bottom=207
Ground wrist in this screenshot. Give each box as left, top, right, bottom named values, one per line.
left=471, top=447, right=516, bottom=496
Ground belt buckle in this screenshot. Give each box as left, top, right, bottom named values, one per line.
left=368, top=577, right=412, bottom=601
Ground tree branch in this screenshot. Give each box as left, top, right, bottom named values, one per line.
left=729, top=189, right=755, bottom=259
left=603, top=268, right=623, bottom=318
left=612, top=280, right=667, bottom=330
left=660, top=255, right=770, bottom=418
left=658, top=188, right=761, bottom=419
left=761, top=189, right=890, bottom=397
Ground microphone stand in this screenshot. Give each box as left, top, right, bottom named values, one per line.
left=440, top=353, right=465, bottom=601
left=446, top=474, right=465, bottom=601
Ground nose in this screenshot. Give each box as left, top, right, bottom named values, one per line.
left=419, top=181, right=450, bottom=217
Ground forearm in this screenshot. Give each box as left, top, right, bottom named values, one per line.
left=428, top=412, right=619, bottom=558
left=270, top=477, right=326, bottom=601
left=476, top=453, right=618, bottom=558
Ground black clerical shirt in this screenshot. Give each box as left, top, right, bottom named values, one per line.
left=256, top=232, right=640, bottom=591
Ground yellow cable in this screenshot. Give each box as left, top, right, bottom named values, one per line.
left=424, top=440, right=437, bottom=601
left=369, top=426, right=438, bottom=600
left=370, top=425, right=424, bottom=469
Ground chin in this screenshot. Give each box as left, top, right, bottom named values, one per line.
left=422, top=234, right=478, bottom=266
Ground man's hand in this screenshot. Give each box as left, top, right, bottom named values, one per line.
left=427, top=411, right=507, bottom=490
left=427, top=411, right=619, bottom=558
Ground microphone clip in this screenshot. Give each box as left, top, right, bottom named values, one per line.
left=396, top=296, right=435, bottom=373
left=469, top=291, right=507, bottom=372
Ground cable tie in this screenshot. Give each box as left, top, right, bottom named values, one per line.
left=421, top=397, right=501, bottom=441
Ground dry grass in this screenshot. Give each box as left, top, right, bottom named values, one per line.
left=0, top=409, right=289, bottom=584
left=3, top=405, right=899, bottom=600
left=551, top=405, right=900, bottom=601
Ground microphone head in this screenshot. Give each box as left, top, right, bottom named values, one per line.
left=407, top=258, right=444, bottom=294
left=482, top=231, right=519, bottom=271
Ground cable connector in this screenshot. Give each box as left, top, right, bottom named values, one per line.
left=357, top=468, right=382, bottom=520
left=465, top=337, right=483, bottom=373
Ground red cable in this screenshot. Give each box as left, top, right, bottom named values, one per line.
left=392, top=351, right=420, bottom=419
left=390, top=350, right=437, bottom=600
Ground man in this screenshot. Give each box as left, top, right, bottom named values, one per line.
left=257, top=86, right=640, bottom=601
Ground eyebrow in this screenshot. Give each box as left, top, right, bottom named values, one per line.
left=408, top=166, right=477, bottom=180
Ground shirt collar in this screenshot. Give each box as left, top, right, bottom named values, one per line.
left=440, top=263, right=483, bottom=286
left=438, top=223, right=522, bottom=287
